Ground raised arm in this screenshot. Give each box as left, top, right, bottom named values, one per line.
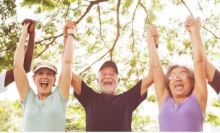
left=146, top=26, right=169, bottom=108
left=205, top=60, right=216, bottom=83
left=140, top=62, right=153, bottom=96
left=185, top=16, right=207, bottom=113
left=204, top=57, right=220, bottom=94
left=13, top=22, right=30, bottom=101
left=58, top=20, right=75, bottom=99
left=4, top=19, right=36, bottom=87
left=64, top=25, right=82, bottom=96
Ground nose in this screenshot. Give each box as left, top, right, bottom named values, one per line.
left=175, top=76, right=182, bottom=81
left=105, top=74, right=112, bottom=78
left=41, top=73, right=48, bottom=78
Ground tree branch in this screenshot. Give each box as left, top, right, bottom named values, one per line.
left=64, top=2, right=70, bottom=17
left=79, top=49, right=110, bottom=75
left=181, top=0, right=193, bottom=16
left=34, top=37, right=57, bottom=58
left=36, top=34, right=62, bottom=44
left=139, top=1, right=150, bottom=24
left=76, top=0, right=110, bottom=24
left=110, top=0, right=121, bottom=60
left=97, top=4, right=104, bottom=41
left=181, top=0, right=220, bottom=39
left=131, top=0, right=141, bottom=79
left=139, top=1, right=151, bottom=38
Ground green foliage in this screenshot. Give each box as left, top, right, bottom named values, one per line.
left=147, top=95, right=156, bottom=103
left=132, top=114, right=151, bottom=131
left=0, top=100, right=22, bottom=131
left=65, top=97, right=86, bottom=131
left=206, top=112, right=220, bottom=126
left=22, top=0, right=60, bottom=10
left=1, top=0, right=220, bottom=131
left=171, top=0, right=182, bottom=5
left=211, top=99, right=220, bottom=108
left=0, top=0, right=18, bottom=71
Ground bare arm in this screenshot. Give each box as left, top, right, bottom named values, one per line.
left=205, top=60, right=220, bottom=94
left=58, top=20, right=75, bottom=100
left=140, top=61, right=153, bottom=96
left=4, top=19, right=35, bottom=87
left=205, top=58, right=216, bottom=83
left=185, top=16, right=207, bottom=113
left=13, top=23, right=30, bottom=101
left=71, top=73, right=82, bottom=96
left=64, top=22, right=82, bottom=96
left=146, top=26, right=168, bottom=108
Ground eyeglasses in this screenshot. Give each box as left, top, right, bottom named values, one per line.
left=168, top=72, right=188, bottom=81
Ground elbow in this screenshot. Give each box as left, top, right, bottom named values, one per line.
left=13, top=64, right=24, bottom=73
left=63, top=60, right=72, bottom=65
left=194, top=56, right=205, bottom=65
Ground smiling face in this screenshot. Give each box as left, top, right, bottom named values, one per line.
left=33, top=68, right=56, bottom=97
left=98, top=67, right=119, bottom=95
left=168, top=67, right=194, bottom=100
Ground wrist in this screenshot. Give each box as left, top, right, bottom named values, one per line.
left=67, top=29, right=76, bottom=34
left=68, top=33, right=75, bottom=38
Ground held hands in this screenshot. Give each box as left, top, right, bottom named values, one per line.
left=184, top=16, right=201, bottom=34
left=146, top=25, right=159, bottom=48
left=21, top=22, right=30, bottom=36
left=22, top=19, right=36, bottom=34
left=63, top=20, right=76, bottom=38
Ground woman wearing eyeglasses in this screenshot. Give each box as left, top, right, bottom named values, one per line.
left=146, top=16, right=207, bottom=131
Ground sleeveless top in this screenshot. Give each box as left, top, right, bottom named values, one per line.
left=159, top=94, right=204, bottom=131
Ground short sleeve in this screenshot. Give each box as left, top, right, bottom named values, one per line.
left=0, top=71, right=6, bottom=93
left=124, top=80, right=147, bottom=111
left=22, top=88, right=35, bottom=110
left=55, top=87, right=67, bottom=104
left=74, top=80, right=97, bottom=108
left=209, top=69, right=220, bottom=94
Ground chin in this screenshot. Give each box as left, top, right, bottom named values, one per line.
left=102, top=89, right=114, bottom=94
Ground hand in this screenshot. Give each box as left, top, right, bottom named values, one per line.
left=21, top=22, right=30, bottom=36
left=146, top=25, right=159, bottom=47
left=185, top=16, right=201, bottom=34
left=63, top=20, right=76, bottom=38
left=22, top=19, right=36, bottom=33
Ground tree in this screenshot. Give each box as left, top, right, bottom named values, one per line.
left=0, top=0, right=220, bottom=131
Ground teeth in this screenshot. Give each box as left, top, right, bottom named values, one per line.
left=40, top=82, right=48, bottom=88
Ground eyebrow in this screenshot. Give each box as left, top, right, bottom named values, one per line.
left=170, top=70, right=187, bottom=74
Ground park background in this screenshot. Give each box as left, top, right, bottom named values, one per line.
left=0, top=0, right=220, bottom=131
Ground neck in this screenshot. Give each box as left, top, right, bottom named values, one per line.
left=172, top=96, right=187, bottom=103
left=38, top=93, right=51, bottom=100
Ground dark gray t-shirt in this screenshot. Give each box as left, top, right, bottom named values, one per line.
left=74, top=80, right=147, bottom=131
left=209, top=69, right=220, bottom=94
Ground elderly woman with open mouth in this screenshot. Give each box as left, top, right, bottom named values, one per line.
left=13, top=19, right=75, bottom=131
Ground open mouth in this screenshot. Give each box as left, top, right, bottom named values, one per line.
left=103, top=81, right=113, bottom=86
left=40, top=81, right=49, bottom=88
left=174, top=83, right=184, bottom=90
